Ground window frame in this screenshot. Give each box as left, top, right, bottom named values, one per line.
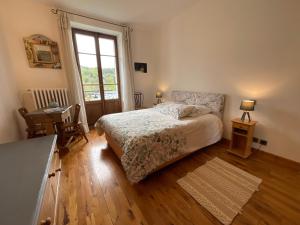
left=72, top=28, right=121, bottom=103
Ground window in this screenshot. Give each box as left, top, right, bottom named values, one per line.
left=99, top=38, right=119, bottom=100
left=72, top=29, right=120, bottom=102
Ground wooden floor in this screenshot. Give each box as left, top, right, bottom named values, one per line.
left=57, top=131, right=300, bottom=225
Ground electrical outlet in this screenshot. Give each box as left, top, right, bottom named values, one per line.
left=253, top=137, right=259, bottom=143
left=260, top=139, right=268, bottom=146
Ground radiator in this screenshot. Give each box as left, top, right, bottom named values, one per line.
left=23, top=88, right=70, bottom=111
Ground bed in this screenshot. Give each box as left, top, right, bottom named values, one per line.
left=95, top=90, right=225, bottom=183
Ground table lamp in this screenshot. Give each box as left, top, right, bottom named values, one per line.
left=156, top=91, right=163, bottom=104
left=240, top=99, right=255, bottom=121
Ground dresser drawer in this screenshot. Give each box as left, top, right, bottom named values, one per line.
left=50, top=149, right=61, bottom=174
left=232, top=122, right=249, bottom=130
left=38, top=148, right=61, bottom=225
left=38, top=178, right=55, bottom=225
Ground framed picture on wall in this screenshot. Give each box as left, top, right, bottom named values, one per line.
left=23, top=34, right=61, bottom=69
left=134, top=62, right=147, bottom=73
left=33, top=44, right=53, bottom=63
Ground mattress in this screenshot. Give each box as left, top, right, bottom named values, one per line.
left=96, top=109, right=222, bottom=153
left=178, top=113, right=223, bottom=153
left=95, top=108, right=223, bottom=183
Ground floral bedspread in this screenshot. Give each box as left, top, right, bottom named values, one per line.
left=95, top=109, right=187, bottom=183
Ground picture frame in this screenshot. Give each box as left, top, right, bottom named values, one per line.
left=23, top=34, right=62, bottom=69
left=134, top=62, right=147, bottom=73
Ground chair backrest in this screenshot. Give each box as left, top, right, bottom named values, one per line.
left=134, top=92, right=143, bottom=109
left=18, top=107, right=36, bottom=129
left=73, top=104, right=81, bottom=124
left=18, top=107, right=28, bottom=119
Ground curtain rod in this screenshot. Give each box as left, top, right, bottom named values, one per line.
left=51, top=8, right=128, bottom=28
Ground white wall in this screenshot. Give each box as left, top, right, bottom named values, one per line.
left=0, top=0, right=158, bottom=109
left=0, top=0, right=68, bottom=94
left=0, top=0, right=68, bottom=140
left=155, top=0, right=300, bottom=162
left=0, top=22, right=21, bottom=143
left=132, top=26, right=158, bottom=107
left=0, top=0, right=158, bottom=140
left=2, top=0, right=299, bottom=162
left=0, top=0, right=158, bottom=141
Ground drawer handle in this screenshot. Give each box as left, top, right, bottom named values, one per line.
left=40, top=217, right=51, bottom=225
left=55, top=168, right=62, bottom=172
left=48, top=172, right=56, bottom=178
left=54, top=150, right=59, bottom=154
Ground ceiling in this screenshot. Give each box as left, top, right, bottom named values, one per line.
left=36, top=0, right=198, bottom=26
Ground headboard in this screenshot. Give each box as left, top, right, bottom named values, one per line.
left=171, top=90, right=225, bottom=118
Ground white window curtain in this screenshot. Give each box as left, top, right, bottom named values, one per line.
left=58, top=12, right=89, bottom=132
left=121, top=26, right=135, bottom=111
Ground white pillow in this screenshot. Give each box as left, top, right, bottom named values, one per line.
left=188, top=105, right=211, bottom=117
left=154, top=102, right=197, bottom=119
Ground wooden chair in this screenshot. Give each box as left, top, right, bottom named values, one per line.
left=62, top=104, right=88, bottom=143
left=18, top=107, right=47, bottom=138
left=134, top=92, right=144, bottom=109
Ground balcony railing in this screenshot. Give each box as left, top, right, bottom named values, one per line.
left=82, top=83, right=118, bottom=101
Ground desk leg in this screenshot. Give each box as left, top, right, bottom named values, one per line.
left=56, top=122, right=70, bottom=156
left=56, top=122, right=75, bottom=157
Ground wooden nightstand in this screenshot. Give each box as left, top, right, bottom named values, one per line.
left=227, top=118, right=257, bottom=158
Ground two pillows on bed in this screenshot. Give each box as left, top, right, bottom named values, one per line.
left=154, top=102, right=211, bottom=120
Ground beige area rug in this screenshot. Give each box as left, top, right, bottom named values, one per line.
left=177, top=157, right=262, bottom=225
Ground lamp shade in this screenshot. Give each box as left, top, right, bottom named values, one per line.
left=240, top=100, right=255, bottom=111
left=156, top=91, right=162, bottom=98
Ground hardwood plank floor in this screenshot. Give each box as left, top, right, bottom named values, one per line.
left=57, top=131, right=300, bottom=225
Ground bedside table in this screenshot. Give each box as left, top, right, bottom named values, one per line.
left=227, top=118, right=257, bottom=158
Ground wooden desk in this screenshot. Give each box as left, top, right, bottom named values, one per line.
left=26, top=106, right=73, bottom=154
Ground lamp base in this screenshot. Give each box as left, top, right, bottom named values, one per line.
left=241, top=111, right=251, bottom=122
left=157, top=98, right=162, bottom=104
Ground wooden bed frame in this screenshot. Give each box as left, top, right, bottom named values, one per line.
left=105, top=132, right=191, bottom=173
